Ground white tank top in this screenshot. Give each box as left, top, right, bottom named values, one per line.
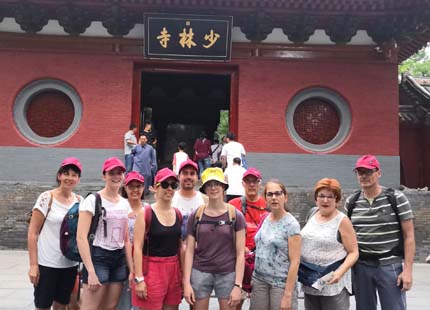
left=301, top=211, right=352, bottom=296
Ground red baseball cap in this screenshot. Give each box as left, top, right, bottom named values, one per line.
left=179, top=159, right=198, bottom=173
left=155, top=168, right=178, bottom=184
left=243, top=167, right=262, bottom=180
left=354, top=155, right=380, bottom=171
left=61, top=157, right=82, bottom=172
left=124, top=171, right=144, bottom=185
left=102, top=157, right=126, bottom=173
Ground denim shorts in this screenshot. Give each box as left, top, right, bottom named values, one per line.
left=82, top=246, right=127, bottom=284
left=191, top=268, right=235, bottom=299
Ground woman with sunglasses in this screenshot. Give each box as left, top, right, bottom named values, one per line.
left=77, top=157, right=133, bottom=310
left=300, top=178, right=358, bottom=310
left=250, top=180, right=301, bottom=310
left=118, top=171, right=147, bottom=310
left=183, top=167, right=246, bottom=310
left=28, top=157, right=82, bottom=310
left=132, top=168, right=182, bottom=310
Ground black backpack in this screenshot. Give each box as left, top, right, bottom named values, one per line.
left=346, top=188, right=404, bottom=259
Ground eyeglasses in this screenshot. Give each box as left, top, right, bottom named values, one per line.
left=317, top=195, right=336, bottom=201
left=243, top=178, right=261, bottom=185
left=127, top=184, right=143, bottom=190
left=204, top=180, right=223, bottom=188
left=157, top=181, right=179, bottom=189
left=266, top=191, right=284, bottom=198
left=354, top=169, right=378, bottom=176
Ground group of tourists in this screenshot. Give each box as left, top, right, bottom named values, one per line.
left=27, top=153, right=414, bottom=310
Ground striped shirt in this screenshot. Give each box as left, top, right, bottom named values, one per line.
left=344, top=187, right=413, bottom=265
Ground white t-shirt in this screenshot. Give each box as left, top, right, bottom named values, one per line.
left=124, top=130, right=137, bottom=155
left=34, top=191, right=81, bottom=268
left=79, top=194, right=129, bottom=251
left=221, top=141, right=246, bottom=167
left=173, top=151, right=189, bottom=175
left=172, top=191, right=205, bottom=239
left=224, top=165, right=246, bottom=196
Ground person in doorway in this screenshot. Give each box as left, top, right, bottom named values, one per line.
left=77, top=157, right=133, bottom=310
left=133, top=135, right=156, bottom=196
left=132, top=168, right=182, bottom=310
left=301, top=178, right=358, bottom=310
left=221, top=132, right=246, bottom=169
left=228, top=167, right=268, bottom=309
left=210, top=138, right=223, bottom=167
left=250, top=180, right=301, bottom=310
left=345, top=155, right=415, bottom=310
left=124, top=123, right=138, bottom=173
left=28, top=157, right=83, bottom=310
left=172, top=142, right=189, bottom=176
left=224, top=157, right=246, bottom=202
left=183, top=167, right=246, bottom=310
left=142, top=121, right=158, bottom=187
left=193, top=131, right=212, bottom=178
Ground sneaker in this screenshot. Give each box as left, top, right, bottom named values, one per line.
left=426, top=255, right=430, bottom=263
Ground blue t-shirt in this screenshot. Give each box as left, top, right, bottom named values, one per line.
left=253, top=212, right=300, bottom=288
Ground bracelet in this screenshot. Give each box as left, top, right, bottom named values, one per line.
left=234, top=283, right=242, bottom=289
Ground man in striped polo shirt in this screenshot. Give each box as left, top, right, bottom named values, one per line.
left=345, top=155, right=415, bottom=310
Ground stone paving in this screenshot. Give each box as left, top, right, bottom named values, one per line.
left=1, top=250, right=429, bottom=310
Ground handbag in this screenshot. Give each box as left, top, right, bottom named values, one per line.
left=298, top=259, right=344, bottom=287
left=242, top=251, right=255, bottom=293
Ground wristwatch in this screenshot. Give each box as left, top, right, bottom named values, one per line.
left=134, top=276, right=145, bottom=284
left=234, top=283, right=242, bottom=289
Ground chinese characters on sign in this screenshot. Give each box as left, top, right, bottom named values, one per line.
left=144, top=14, right=232, bottom=61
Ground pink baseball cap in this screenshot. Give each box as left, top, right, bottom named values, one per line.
left=179, top=159, right=198, bottom=173
left=155, top=168, right=178, bottom=184
left=124, top=171, right=144, bottom=185
left=354, top=155, right=380, bottom=171
left=102, top=157, right=126, bottom=173
left=61, top=157, right=82, bottom=172
left=243, top=167, right=262, bottom=180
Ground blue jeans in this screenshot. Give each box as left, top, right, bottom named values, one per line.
left=124, top=154, right=133, bottom=173
left=198, top=158, right=211, bottom=178
left=353, top=261, right=406, bottom=310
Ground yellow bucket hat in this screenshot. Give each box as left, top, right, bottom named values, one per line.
left=199, top=167, right=229, bottom=193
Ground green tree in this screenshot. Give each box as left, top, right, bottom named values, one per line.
left=216, top=110, right=229, bottom=140
left=399, top=44, right=430, bottom=77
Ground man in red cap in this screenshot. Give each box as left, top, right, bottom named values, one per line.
left=172, top=160, right=208, bottom=242
left=228, top=167, right=268, bottom=309
left=345, top=155, right=415, bottom=310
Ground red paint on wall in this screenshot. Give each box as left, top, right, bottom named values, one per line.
left=0, top=50, right=399, bottom=155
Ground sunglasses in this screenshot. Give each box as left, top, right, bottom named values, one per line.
left=157, top=181, right=179, bottom=189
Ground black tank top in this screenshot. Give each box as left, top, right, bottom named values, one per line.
left=143, top=209, right=181, bottom=257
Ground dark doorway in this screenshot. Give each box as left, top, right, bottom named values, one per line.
left=140, top=72, right=230, bottom=168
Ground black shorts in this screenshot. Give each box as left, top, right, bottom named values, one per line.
left=34, top=265, right=78, bottom=308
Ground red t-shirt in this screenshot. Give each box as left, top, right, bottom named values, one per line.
left=229, top=196, right=268, bottom=251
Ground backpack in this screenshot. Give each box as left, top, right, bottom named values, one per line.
left=346, top=187, right=404, bottom=259
left=60, top=192, right=105, bottom=262
left=193, top=203, right=237, bottom=242
left=142, top=204, right=182, bottom=275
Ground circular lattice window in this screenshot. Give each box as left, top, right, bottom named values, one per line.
left=14, top=79, right=82, bottom=145
left=286, top=88, right=351, bottom=152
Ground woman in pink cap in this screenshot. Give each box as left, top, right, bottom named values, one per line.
left=77, top=157, right=133, bottom=310
left=27, top=157, right=83, bottom=310
left=118, top=171, right=148, bottom=309
left=132, top=168, right=183, bottom=310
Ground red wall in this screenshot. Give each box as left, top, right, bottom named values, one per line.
left=0, top=50, right=134, bottom=148
left=236, top=59, right=399, bottom=155
left=0, top=50, right=399, bottom=155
